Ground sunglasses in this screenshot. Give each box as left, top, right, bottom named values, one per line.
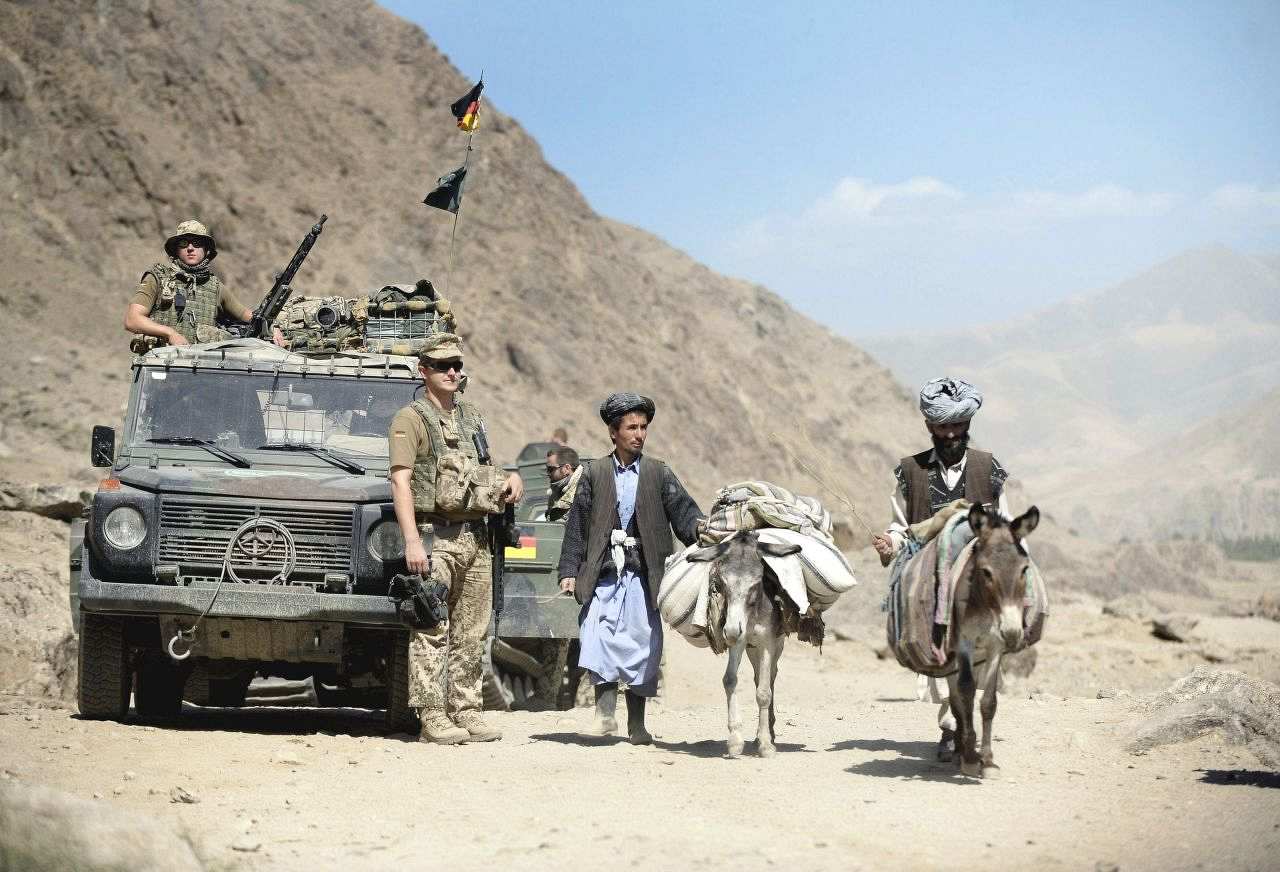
left=545, top=464, right=564, bottom=475
left=425, top=359, right=464, bottom=373
left=174, top=237, right=206, bottom=250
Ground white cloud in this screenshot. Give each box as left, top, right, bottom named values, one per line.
left=1209, top=184, right=1280, bottom=212
left=711, top=174, right=1276, bottom=335
left=813, top=176, right=964, bottom=222
left=1005, top=185, right=1181, bottom=220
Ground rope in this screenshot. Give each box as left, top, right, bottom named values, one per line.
left=166, top=517, right=297, bottom=661
left=768, top=428, right=877, bottom=541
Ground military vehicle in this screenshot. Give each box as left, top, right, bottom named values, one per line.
left=71, top=335, right=580, bottom=729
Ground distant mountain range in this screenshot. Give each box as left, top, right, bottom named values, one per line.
left=863, top=247, right=1280, bottom=540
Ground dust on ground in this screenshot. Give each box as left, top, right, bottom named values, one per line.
left=4, top=590, right=1280, bottom=872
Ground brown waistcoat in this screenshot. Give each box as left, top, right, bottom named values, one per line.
left=575, top=455, right=674, bottom=609
left=900, top=448, right=995, bottom=525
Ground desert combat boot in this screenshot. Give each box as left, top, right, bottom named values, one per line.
left=453, top=706, right=501, bottom=742
left=419, top=711, right=469, bottom=745
left=453, top=711, right=502, bottom=742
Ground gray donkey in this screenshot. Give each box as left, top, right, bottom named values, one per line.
left=687, top=532, right=803, bottom=758
left=946, top=502, right=1040, bottom=777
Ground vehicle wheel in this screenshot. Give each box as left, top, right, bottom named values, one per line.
left=77, top=614, right=131, bottom=720
left=384, top=631, right=418, bottom=734
left=557, top=640, right=585, bottom=711
left=134, top=652, right=185, bottom=720
left=208, top=672, right=252, bottom=707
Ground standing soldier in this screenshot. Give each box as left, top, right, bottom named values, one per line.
left=388, top=334, right=524, bottom=744
left=557, top=393, right=703, bottom=744
left=872, top=376, right=1012, bottom=762
left=124, top=219, right=255, bottom=348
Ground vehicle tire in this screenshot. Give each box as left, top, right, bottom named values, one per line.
left=77, top=613, right=131, bottom=720
left=208, top=672, right=252, bottom=708
left=557, top=640, right=585, bottom=711
left=384, top=631, right=418, bottom=734
left=134, top=652, right=185, bottom=720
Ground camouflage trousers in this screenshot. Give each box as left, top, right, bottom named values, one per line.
left=408, top=520, right=492, bottom=718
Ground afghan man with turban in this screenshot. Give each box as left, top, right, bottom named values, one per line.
left=557, top=392, right=703, bottom=744
left=872, top=376, right=1013, bottom=763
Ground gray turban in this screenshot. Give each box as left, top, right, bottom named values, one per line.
left=919, top=377, right=983, bottom=424
left=599, top=392, right=656, bottom=425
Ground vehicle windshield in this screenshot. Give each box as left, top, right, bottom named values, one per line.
left=126, top=369, right=418, bottom=462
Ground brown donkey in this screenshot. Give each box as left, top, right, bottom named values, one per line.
left=946, top=502, right=1039, bottom=778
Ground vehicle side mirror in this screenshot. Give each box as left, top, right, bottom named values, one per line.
left=90, top=425, right=115, bottom=467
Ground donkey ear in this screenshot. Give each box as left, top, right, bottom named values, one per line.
left=1012, top=505, right=1040, bottom=538
left=757, top=540, right=802, bottom=558
left=968, top=501, right=990, bottom=534
left=686, top=541, right=731, bottom=563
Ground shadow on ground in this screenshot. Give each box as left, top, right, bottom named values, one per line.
left=1197, top=769, right=1280, bottom=789
left=529, top=732, right=812, bottom=758
left=833, top=737, right=973, bottom=783
left=73, top=702, right=398, bottom=739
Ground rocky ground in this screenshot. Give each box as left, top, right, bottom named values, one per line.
left=2, top=587, right=1279, bottom=871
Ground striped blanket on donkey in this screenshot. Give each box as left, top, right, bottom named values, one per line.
left=659, top=481, right=857, bottom=649
left=886, top=503, right=1049, bottom=677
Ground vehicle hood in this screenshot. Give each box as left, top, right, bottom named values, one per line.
left=116, top=465, right=391, bottom=502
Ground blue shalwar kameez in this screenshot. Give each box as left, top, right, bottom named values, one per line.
left=576, top=456, right=663, bottom=696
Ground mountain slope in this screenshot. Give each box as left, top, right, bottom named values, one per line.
left=0, top=0, right=919, bottom=513
left=862, top=247, right=1280, bottom=501
left=1053, top=386, right=1280, bottom=541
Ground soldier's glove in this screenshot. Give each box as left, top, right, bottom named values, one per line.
left=388, top=574, right=449, bottom=629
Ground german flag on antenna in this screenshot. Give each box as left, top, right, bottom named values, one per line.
left=450, top=80, right=483, bottom=133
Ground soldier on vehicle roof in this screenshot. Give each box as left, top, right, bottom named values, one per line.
left=388, top=333, right=524, bottom=745
left=872, top=376, right=1013, bottom=762
left=124, top=219, right=251, bottom=348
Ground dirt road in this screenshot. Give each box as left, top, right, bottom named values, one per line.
left=3, top=601, right=1278, bottom=872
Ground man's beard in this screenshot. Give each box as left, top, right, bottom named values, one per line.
left=932, top=432, right=969, bottom=466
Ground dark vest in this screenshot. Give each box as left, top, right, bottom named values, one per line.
left=899, top=448, right=995, bottom=525
left=575, top=455, right=674, bottom=609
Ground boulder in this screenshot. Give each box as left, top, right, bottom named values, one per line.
left=1127, top=666, right=1280, bottom=768
left=1150, top=614, right=1199, bottom=642
left=0, top=780, right=205, bottom=871
left=1101, top=593, right=1155, bottom=622
left=0, top=481, right=91, bottom=522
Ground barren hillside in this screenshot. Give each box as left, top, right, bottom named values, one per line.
left=1051, top=386, right=1280, bottom=541
left=0, top=0, right=919, bottom=509
left=862, top=247, right=1280, bottom=496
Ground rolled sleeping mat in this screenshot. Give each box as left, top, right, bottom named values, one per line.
left=365, top=338, right=426, bottom=356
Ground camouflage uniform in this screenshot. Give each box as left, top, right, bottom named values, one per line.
left=389, top=333, right=505, bottom=742
left=130, top=220, right=245, bottom=348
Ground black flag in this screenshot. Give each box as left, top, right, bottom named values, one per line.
left=423, top=166, right=467, bottom=214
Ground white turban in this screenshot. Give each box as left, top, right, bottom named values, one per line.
left=919, top=377, right=983, bottom=424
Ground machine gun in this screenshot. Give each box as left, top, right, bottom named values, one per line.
left=388, top=573, right=450, bottom=629
left=473, top=430, right=518, bottom=634
left=229, top=214, right=328, bottom=339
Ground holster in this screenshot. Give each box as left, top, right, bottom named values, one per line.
left=388, top=574, right=450, bottom=629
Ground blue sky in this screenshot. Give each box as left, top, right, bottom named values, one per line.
left=384, top=1, right=1280, bottom=334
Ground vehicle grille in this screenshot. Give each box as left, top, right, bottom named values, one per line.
left=157, top=498, right=355, bottom=578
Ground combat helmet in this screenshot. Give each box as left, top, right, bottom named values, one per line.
left=164, top=219, right=218, bottom=261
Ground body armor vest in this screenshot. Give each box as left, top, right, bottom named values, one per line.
left=144, top=262, right=223, bottom=345
left=407, top=398, right=494, bottom=519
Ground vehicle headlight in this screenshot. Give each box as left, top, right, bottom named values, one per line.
left=367, top=520, right=405, bottom=562
left=103, top=506, right=147, bottom=550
